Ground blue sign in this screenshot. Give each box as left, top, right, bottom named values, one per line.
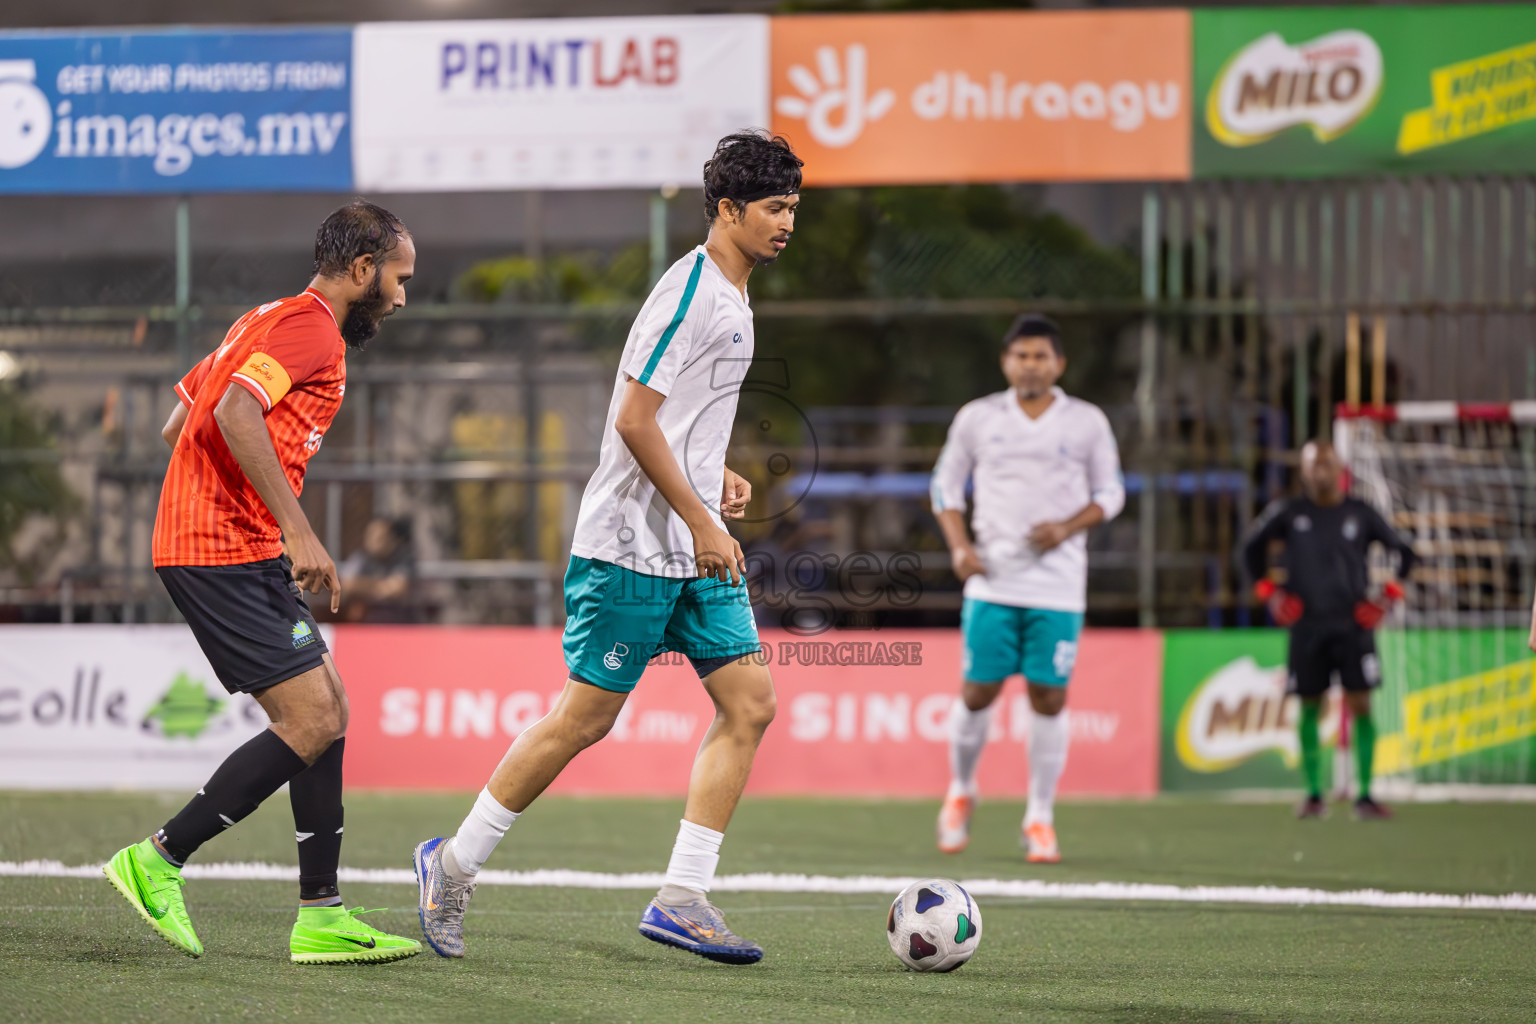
left=0, top=28, right=352, bottom=193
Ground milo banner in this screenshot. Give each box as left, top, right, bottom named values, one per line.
left=1163, top=629, right=1536, bottom=790
left=1194, top=5, right=1536, bottom=177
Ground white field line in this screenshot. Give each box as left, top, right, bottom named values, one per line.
left=3, top=861, right=1534, bottom=912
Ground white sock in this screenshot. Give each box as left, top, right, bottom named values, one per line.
left=1025, top=709, right=1070, bottom=827
left=663, top=819, right=723, bottom=894
left=446, top=788, right=519, bottom=879
left=946, top=698, right=993, bottom=800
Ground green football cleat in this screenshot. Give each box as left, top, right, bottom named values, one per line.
left=289, top=906, right=422, bottom=965
left=102, top=838, right=203, bottom=958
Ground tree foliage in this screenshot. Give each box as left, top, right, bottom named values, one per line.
left=454, top=183, right=1138, bottom=409
left=0, top=384, right=76, bottom=576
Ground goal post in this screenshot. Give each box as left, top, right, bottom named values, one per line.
left=1334, top=402, right=1536, bottom=794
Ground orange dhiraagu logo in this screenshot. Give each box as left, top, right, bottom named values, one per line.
left=1398, top=39, right=1536, bottom=155
left=770, top=11, right=1190, bottom=185
left=1206, top=30, right=1384, bottom=148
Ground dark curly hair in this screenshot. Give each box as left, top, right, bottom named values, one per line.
left=313, top=199, right=409, bottom=278
left=1003, top=313, right=1064, bottom=357
left=702, top=130, right=803, bottom=223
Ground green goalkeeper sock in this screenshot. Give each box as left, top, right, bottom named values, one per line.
left=1299, top=701, right=1322, bottom=799
left=1354, top=712, right=1377, bottom=800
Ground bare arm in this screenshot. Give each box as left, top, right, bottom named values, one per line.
left=614, top=378, right=744, bottom=584
left=930, top=408, right=983, bottom=580
left=936, top=508, right=984, bottom=582
left=214, top=385, right=340, bottom=612
left=1028, top=501, right=1106, bottom=551
left=160, top=403, right=189, bottom=450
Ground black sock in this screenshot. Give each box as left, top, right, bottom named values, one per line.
left=156, top=729, right=308, bottom=864
left=290, top=737, right=345, bottom=903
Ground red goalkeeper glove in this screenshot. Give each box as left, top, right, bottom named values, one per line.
left=1254, top=579, right=1304, bottom=627
left=1354, top=580, right=1406, bottom=629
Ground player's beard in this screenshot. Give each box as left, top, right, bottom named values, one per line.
left=340, top=268, right=389, bottom=350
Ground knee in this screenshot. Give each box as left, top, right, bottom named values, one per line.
left=743, top=691, right=777, bottom=734
left=552, top=706, right=618, bottom=750
left=721, top=688, right=776, bottom=737
left=297, top=702, right=346, bottom=759
left=1028, top=687, right=1067, bottom=716
left=314, top=689, right=347, bottom=742
left=961, top=684, right=998, bottom=712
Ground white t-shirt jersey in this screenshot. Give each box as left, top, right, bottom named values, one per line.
left=930, top=387, right=1125, bottom=612
left=570, top=245, right=753, bottom=579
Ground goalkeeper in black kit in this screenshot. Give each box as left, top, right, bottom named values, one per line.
left=1240, top=441, right=1416, bottom=820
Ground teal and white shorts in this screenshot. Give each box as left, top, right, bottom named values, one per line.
left=960, top=597, right=1084, bottom=687
left=561, top=555, right=762, bottom=692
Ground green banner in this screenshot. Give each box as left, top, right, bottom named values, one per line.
left=1194, top=5, right=1536, bottom=178
left=1161, top=628, right=1536, bottom=791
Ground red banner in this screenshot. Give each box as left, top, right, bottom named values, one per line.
left=333, top=627, right=1162, bottom=797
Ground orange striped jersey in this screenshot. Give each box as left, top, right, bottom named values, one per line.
left=152, top=288, right=347, bottom=567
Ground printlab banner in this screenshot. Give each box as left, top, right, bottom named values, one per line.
left=336, top=627, right=1164, bottom=797
left=770, top=10, right=1191, bottom=185
left=0, top=626, right=274, bottom=789
left=1194, top=5, right=1536, bottom=177
left=0, top=28, right=353, bottom=193
left=351, top=17, right=768, bottom=191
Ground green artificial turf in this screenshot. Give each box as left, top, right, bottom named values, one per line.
left=2, top=792, right=1533, bottom=1023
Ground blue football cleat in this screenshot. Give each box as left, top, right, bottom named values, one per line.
left=413, top=836, right=476, bottom=958
left=638, top=898, right=764, bottom=965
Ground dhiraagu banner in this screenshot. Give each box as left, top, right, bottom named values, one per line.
left=1194, top=5, right=1536, bottom=177
left=1162, top=628, right=1536, bottom=791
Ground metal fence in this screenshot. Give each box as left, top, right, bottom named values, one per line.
left=3, top=177, right=1533, bottom=628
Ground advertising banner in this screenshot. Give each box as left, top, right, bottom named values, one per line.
left=0, top=626, right=274, bottom=789
left=0, top=29, right=353, bottom=193
left=352, top=17, right=768, bottom=192
left=336, top=627, right=1163, bottom=797
left=1194, top=5, right=1536, bottom=178
left=1161, top=629, right=1323, bottom=792
left=1161, top=629, right=1536, bottom=791
left=1374, top=629, right=1536, bottom=784
left=769, top=11, right=1190, bottom=186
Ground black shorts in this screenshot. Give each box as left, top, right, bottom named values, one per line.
left=157, top=556, right=328, bottom=695
left=1287, top=622, right=1380, bottom=699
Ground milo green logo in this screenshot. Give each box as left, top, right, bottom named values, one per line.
left=142, top=672, right=224, bottom=739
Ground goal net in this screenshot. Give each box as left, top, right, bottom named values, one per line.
left=1335, top=403, right=1536, bottom=793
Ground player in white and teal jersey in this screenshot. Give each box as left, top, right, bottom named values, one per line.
left=930, top=314, right=1124, bottom=864
left=413, top=131, right=802, bottom=965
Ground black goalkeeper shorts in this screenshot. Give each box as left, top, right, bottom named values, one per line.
left=157, top=555, right=328, bottom=695
left=1286, top=622, right=1380, bottom=699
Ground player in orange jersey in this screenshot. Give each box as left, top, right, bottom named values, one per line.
left=102, top=201, right=423, bottom=965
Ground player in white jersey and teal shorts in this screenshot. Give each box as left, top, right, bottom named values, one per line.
left=929, top=314, right=1125, bottom=863
left=412, top=132, right=803, bottom=964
